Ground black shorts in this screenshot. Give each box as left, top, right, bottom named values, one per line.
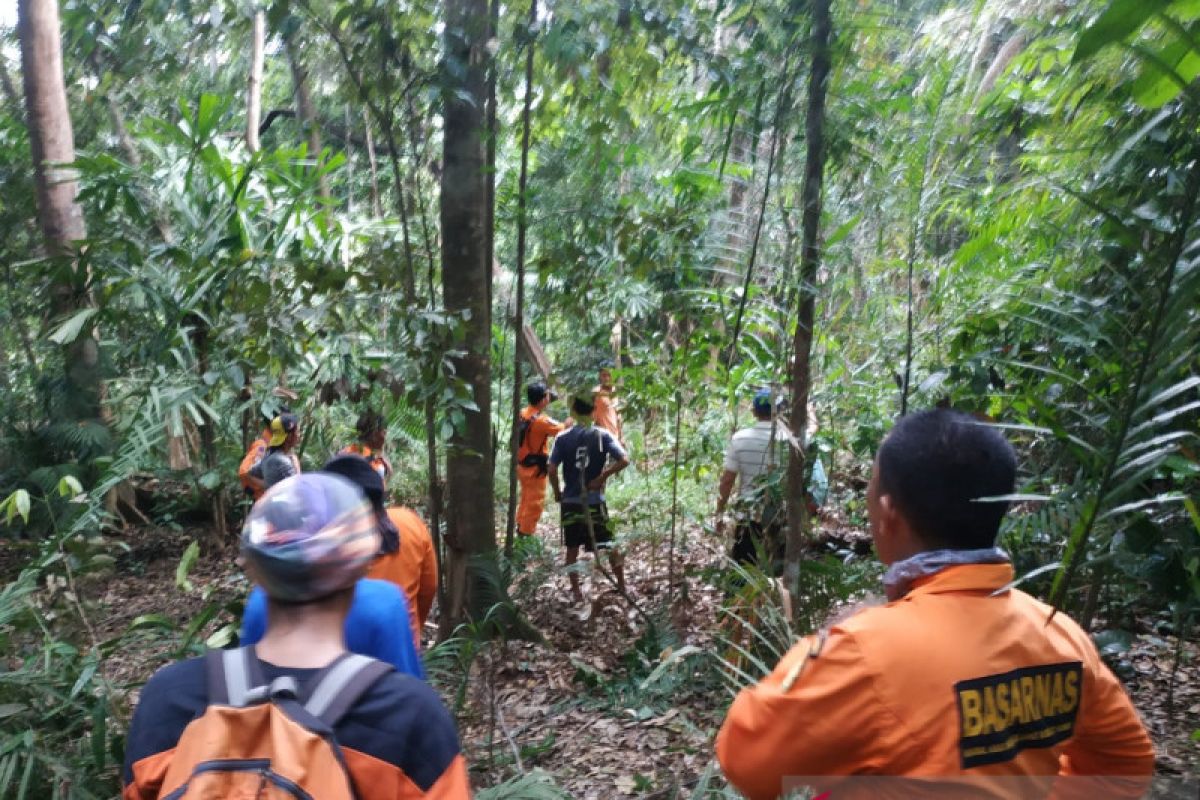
left=561, top=503, right=613, bottom=551
left=732, top=521, right=783, bottom=567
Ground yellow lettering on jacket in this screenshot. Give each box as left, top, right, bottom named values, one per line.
left=1064, top=670, right=1079, bottom=712
left=981, top=685, right=1000, bottom=734
left=995, top=681, right=1010, bottom=729
left=1020, top=676, right=1037, bottom=722
left=1050, top=671, right=1065, bottom=716
left=1006, top=679, right=1026, bottom=725
left=960, top=690, right=983, bottom=737
left=1034, top=673, right=1053, bottom=714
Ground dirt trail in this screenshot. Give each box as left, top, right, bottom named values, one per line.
left=80, top=519, right=1199, bottom=795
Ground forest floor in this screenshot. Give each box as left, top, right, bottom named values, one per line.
left=55, top=506, right=1200, bottom=796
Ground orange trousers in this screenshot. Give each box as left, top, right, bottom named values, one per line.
left=516, top=469, right=548, bottom=535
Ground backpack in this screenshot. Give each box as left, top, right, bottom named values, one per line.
left=158, top=646, right=392, bottom=799
left=517, top=413, right=550, bottom=475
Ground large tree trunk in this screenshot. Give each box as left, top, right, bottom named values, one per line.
left=440, top=0, right=536, bottom=639
left=440, top=0, right=493, bottom=632
left=783, top=0, right=832, bottom=601
left=246, top=10, right=265, bottom=153
left=19, top=0, right=100, bottom=423
left=285, top=33, right=330, bottom=200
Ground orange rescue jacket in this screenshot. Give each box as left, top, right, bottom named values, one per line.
left=592, top=387, right=622, bottom=444
left=367, top=507, right=439, bottom=649
left=716, top=563, right=1153, bottom=800
left=517, top=405, right=566, bottom=473
left=340, top=443, right=393, bottom=480
left=237, top=430, right=272, bottom=500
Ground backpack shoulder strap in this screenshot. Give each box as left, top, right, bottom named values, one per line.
left=205, top=646, right=267, bottom=708
left=303, top=654, right=394, bottom=728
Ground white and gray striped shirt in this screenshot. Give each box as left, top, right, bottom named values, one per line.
left=723, top=421, right=787, bottom=497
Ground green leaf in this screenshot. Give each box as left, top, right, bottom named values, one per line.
left=0, top=704, right=26, bottom=720
left=8, top=490, right=30, bottom=525
left=1074, top=0, right=1169, bottom=64
left=128, top=613, right=175, bottom=631
left=205, top=624, right=236, bottom=649
left=57, top=475, right=84, bottom=498
left=176, top=541, right=200, bottom=592
left=47, top=307, right=99, bottom=345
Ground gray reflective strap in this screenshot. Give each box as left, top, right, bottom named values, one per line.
left=303, top=655, right=376, bottom=719
left=245, top=676, right=299, bottom=704
left=222, top=648, right=251, bottom=707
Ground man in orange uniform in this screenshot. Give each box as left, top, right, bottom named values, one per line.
left=592, top=364, right=624, bottom=447
left=340, top=409, right=393, bottom=481
left=516, top=382, right=569, bottom=537
left=237, top=427, right=272, bottom=500
left=323, top=455, right=438, bottom=651
left=717, top=409, right=1153, bottom=799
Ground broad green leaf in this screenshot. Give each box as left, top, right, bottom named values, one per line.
left=1131, top=37, right=1200, bottom=107
left=57, top=475, right=84, bottom=498
left=48, top=307, right=99, bottom=345
left=176, top=541, right=200, bottom=592
left=9, top=490, right=30, bottom=525
left=1074, top=0, right=1169, bottom=64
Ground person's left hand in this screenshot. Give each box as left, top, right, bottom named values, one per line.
left=586, top=475, right=606, bottom=491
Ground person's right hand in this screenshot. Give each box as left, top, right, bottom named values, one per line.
left=715, top=517, right=726, bottom=536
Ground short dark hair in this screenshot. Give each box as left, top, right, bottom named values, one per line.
left=572, top=395, right=595, bottom=416
left=876, top=409, right=1016, bottom=550
left=527, top=382, right=549, bottom=405
left=355, top=410, right=385, bottom=440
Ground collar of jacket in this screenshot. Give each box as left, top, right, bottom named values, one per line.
left=884, top=548, right=1012, bottom=601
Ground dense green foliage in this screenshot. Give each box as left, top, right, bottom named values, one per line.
left=0, top=0, right=1197, bottom=795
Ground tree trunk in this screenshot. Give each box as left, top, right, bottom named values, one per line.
left=363, top=108, right=382, bottom=217
left=504, top=0, right=538, bottom=556
left=19, top=0, right=100, bottom=423
left=440, top=0, right=537, bottom=639
left=285, top=33, right=330, bottom=200
left=783, top=0, right=832, bottom=601
left=187, top=314, right=229, bottom=547
left=246, top=11, right=265, bottom=153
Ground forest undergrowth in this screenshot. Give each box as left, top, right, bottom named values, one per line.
left=25, top=484, right=1195, bottom=798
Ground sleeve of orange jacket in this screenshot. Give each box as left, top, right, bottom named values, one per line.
left=716, top=629, right=888, bottom=800
left=238, top=441, right=265, bottom=485
left=533, top=414, right=565, bottom=442
left=418, top=530, right=438, bottom=627
left=1056, top=646, right=1154, bottom=796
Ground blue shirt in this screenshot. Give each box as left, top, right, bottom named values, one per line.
left=550, top=423, right=626, bottom=504
left=240, top=578, right=425, bottom=680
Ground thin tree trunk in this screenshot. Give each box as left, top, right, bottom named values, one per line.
left=723, top=53, right=794, bottom=372
left=19, top=0, right=100, bottom=423
left=285, top=34, right=330, bottom=199
left=504, top=0, right=538, bottom=557
left=188, top=315, right=229, bottom=547
left=384, top=134, right=418, bottom=303
left=783, top=0, right=832, bottom=602
left=363, top=108, right=382, bottom=217
left=247, top=11, right=265, bottom=153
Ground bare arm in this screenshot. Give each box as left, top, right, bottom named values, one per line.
left=548, top=463, right=562, bottom=502
left=716, top=469, right=738, bottom=515
left=587, top=454, right=630, bottom=490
